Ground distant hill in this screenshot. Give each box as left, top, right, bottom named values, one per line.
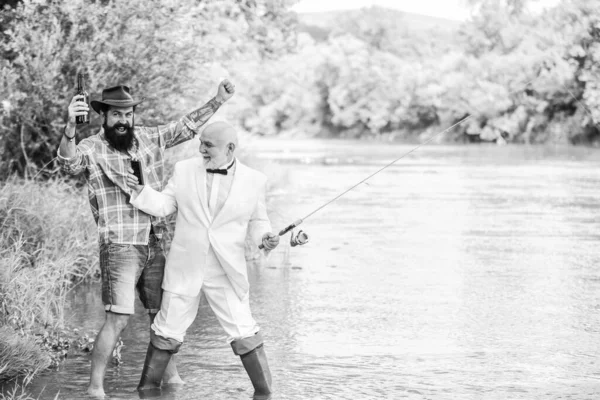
left=297, top=7, right=462, bottom=42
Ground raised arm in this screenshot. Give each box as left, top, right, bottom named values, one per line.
left=57, top=95, right=91, bottom=175
left=159, top=80, right=236, bottom=149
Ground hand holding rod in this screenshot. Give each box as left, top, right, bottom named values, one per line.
left=258, top=219, right=303, bottom=250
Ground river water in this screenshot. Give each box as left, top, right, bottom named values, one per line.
left=27, top=139, right=600, bottom=399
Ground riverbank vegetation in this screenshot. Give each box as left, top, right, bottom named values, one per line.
left=0, top=177, right=95, bottom=393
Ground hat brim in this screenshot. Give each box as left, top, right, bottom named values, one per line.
left=91, top=98, right=145, bottom=114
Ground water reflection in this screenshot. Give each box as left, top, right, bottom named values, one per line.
left=24, top=141, right=600, bottom=399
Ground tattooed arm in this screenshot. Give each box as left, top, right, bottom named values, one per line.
left=188, top=80, right=235, bottom=124
left=156, top=80, right=236, bottom=150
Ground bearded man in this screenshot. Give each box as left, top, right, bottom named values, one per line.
left=57, top=80, right=235, bottom=398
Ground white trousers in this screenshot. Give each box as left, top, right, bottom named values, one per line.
left=151, top=247, right=259, bottom=344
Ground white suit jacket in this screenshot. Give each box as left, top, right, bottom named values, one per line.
left=130, top=157, right=271, bottom=300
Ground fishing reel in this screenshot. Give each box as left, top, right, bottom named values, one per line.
left=289, top=229, right=309, bottom=247
left=258, top=219, right=309, bottom=250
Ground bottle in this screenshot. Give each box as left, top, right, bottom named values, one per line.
left=75, top=72, right=89, bottom=125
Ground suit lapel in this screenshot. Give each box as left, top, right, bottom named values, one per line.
left=213, top=161, right=247, bottom=224
left=194, top=158, right=212, bottom=223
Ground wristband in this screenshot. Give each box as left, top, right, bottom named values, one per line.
left=64, top=125, right=75, bottom=142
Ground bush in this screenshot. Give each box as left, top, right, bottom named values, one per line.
left=0, top=0, right=296, bottom=178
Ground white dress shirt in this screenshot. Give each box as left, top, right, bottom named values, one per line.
left=206, top=157, right=236, bottom=217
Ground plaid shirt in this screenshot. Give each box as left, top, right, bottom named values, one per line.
left=57, top=99, right=220, bottom=245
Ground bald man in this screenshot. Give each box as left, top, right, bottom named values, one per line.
left=127, top=122, right=279, bottom=397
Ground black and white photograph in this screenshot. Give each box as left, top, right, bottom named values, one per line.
left=1, top=0, right=599, bottom=399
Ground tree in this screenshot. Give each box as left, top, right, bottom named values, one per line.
left=466, top=0, right=535, bottom=18
left=0, top=0, right=297, bottom=178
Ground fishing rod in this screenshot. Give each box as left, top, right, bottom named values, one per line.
left=259, top=74, right=546, bottom=250
left=258, top=115, right=472, bottom=249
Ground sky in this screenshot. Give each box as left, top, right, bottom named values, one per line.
left=291, top=0, right=562, bottom=21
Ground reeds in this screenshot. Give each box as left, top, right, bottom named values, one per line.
left=0, top=177, right=97, bottom=384
left=0, top=326, right=51, bottom=385
left=0, top=383, right=60, bottom=400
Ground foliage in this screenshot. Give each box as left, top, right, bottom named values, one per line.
left=233, top=33, right=328, bottom=137
left=3, top=0, right=600, bottom=164
left=239, top=1, right=600, bottom=144
left=0, top=381, right=60, bottom=400
left=0, top=326, right=51, bottom=384
left=0, top=0, right=297, bottom=178
left=4, top=0, right=600, bottom=175
left=554, top=0, right=600, bottom=126
left=0, top=177, right=97, bottom=332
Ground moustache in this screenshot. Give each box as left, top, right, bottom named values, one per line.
left=113, top=122, right=131, bottom=130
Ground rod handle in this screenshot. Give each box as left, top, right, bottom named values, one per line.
left=258, top=219, right=303, bottom=250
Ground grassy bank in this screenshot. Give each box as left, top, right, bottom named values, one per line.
left=0, top=177, right=97, bottom=388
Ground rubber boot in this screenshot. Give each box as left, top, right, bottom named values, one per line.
left=240, top=344, right=272, bottom=398
left=137, top=342, right=173, bottom=391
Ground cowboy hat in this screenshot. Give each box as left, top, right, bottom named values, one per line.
left=90, top=85, right=144, bottom=114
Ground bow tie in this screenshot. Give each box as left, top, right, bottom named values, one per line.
left=206, top=168, right=228, bottom=175
left=206, top=159, right=235, bottom=175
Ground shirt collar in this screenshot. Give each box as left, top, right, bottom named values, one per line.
left=216, top=157, right=236, bottom=170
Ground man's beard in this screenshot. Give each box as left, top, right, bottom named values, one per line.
left=203, top=155, right=229, bottom=169
left=104, top=118, right=134, bottom=151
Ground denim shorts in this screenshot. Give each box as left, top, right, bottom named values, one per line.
left=99, top=235, right=165, bottom=314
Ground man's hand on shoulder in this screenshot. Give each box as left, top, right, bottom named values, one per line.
left=215, top=79, right=235, bottom=104
left=261, top=233, right=279, bottom=251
